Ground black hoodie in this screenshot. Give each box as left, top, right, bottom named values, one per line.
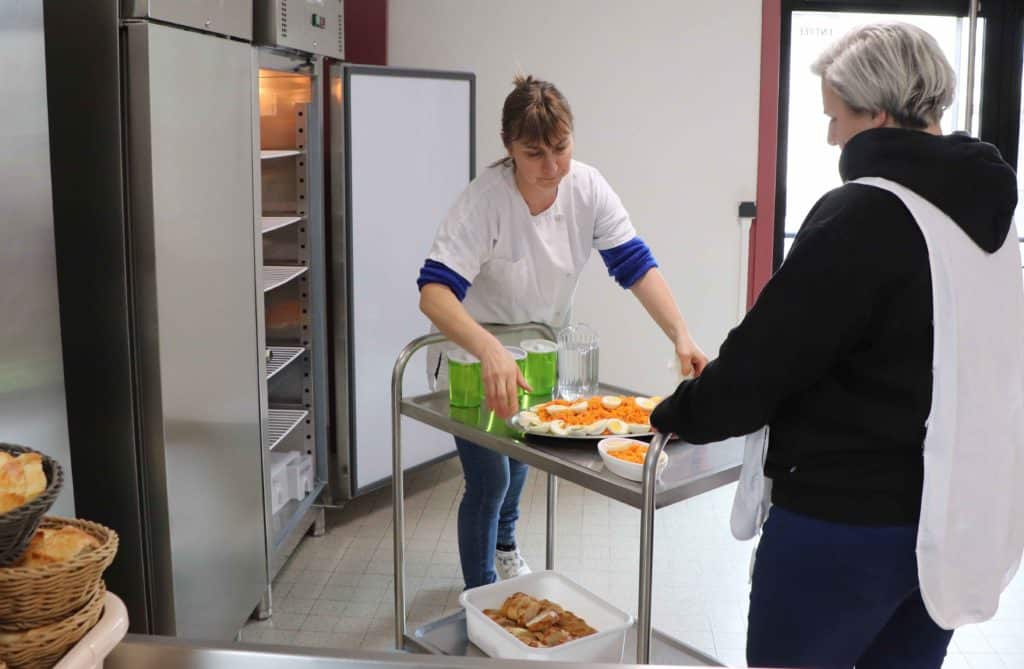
left=651, top=128, right=1018, bottom=525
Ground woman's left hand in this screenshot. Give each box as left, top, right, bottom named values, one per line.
left=675, top=331, right=708, bottom=379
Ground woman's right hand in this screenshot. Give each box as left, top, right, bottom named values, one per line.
left=479, top=341, right=532, bottom=420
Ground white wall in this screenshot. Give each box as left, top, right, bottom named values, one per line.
left=390, top=0, right=762, bottom=396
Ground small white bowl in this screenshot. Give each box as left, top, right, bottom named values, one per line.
left=597, top=437, right=667, bottom=482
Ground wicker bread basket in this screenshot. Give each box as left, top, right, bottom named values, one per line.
left=0, top=582, right=105, bottom=669
left=0, top=446, right=64, bottom=567
left=0, top=518, right=117, bottom=631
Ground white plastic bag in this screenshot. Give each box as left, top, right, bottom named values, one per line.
left=731, top=427, right=772, bottom=541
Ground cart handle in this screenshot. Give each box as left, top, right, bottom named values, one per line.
left=637, top=430, right=670, bottom=662
left=390, top=322, right=557, bottom=648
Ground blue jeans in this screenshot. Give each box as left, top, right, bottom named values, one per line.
left=454, top=437, right=528, bottom=588
left=747, top=505, right=953, bottom=668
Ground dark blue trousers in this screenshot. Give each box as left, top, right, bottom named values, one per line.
left=747, top=505, right=953, bottom=668
left=453, top=437, right=528, bottom=589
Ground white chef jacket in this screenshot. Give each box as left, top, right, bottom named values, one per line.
left=424, top=159, right=637, bottom=385
left=427, top=159, right=637, bottom=328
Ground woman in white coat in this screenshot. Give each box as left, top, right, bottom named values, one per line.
left=418, top=74, right=707, bottom=588
left=651, top=23, right=1024, bottom=668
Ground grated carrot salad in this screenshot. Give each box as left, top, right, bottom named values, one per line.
left=607, top=443, right=648, bottom=464
left=535, top=396, right=651, bottom=426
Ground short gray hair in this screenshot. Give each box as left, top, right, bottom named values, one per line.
left=811, top=22, right=955, bottom=128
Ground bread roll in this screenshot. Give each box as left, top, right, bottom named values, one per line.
left=0, top=452, right=47, bottom=515
left=17, top=526, right=99, bottom=567
left=0, top=492, right=25, bottom=515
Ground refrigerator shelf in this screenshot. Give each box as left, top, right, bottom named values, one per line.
left=261, top=216, right=304, bottom=234
left=263, top=265, right=308, bottom=292
left=268, top=408, right=309, bottom=450
left=266, top=346, right=305, bottom=380
left=260, top=149, right=304, bottom=160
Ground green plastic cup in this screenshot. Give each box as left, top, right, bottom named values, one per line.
left=449, top=404, right=481, bottom=427
left=521, top=339, right=558, bottom=396
left=447, top=349, right=482, bottom=408
left=505, top=346, right=527, bottom=397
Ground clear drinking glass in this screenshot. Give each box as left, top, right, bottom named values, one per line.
left=556, top=323, right=599, bottom=400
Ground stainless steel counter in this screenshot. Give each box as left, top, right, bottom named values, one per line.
left=106, top=635, right=719, bottom=668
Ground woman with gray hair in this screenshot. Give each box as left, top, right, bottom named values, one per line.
left=652, top=22, right=1024, bottom=668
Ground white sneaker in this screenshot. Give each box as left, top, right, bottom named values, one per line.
left=494, top=548, right=531, bottom=580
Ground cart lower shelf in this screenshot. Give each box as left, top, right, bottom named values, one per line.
left=407, top=609, right=724, bottom=666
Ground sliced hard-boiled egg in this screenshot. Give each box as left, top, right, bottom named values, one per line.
left=585, top=419, right=610, bottom=435
left=527, top=420, right=550, bottom=434
left=634, top=397, right=657, bottom=411
left=601, top=395, right=623, bottom=410
left=519, top=412, right=550, bottom=433
left=570, top=401, right=589, bottom=414
left=651, top=396, right=664, bottom=404
left=607, top=419, right=629, bottom=435
left=628, top=423, right=650, bottom=434
left=567, top=424, right=588, bottom=437
left=549, top=420, right=569, bottom=436
left=546, top=404, right=569, bottom=415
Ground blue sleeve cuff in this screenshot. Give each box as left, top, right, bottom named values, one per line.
left=417, top=259, right=471, bottom=301
left=599, top=237, right=658, bottom=288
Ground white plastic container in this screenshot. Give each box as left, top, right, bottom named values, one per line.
left=270, top=451, right=298, bottom=513
left=299, top=454, right=314, bottom=494
left=287, top=453, right=315, bottom=499
left=459, top=570, right=634, bottom=662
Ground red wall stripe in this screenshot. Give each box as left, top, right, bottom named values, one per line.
left=749, top=0, right=782, bottom=308
left=344, top=0, right=388, bottom=65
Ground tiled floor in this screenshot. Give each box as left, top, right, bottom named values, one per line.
left=241, top=458, right=1024, bottom=667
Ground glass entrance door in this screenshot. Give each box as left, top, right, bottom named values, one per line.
left=775, top=1, right=1024, bottom=264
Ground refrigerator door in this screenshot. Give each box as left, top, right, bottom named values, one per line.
left=124, top=23, right=265, bottom=638
left=124, top=0, right=251, bottom=40
left=43, top=0, right=150, bottom=630
left=331, top=65, right=475, bottom=494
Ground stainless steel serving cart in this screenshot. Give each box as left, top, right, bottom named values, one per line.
left=390, top=324, right=744, bottom=664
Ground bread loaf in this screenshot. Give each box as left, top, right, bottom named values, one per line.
left=17, top=526, right=99, bottom=567
left=0, top=452, right=47, bottom=514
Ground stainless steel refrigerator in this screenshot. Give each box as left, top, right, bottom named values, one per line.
left=44, top=1, right=270, bottom=639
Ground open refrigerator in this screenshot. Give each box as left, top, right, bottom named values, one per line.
left=43, top=0, right=475, bottom=637
left=253, top=50, right=332, bottom=585
left=43, top=0, right=341, bottom=637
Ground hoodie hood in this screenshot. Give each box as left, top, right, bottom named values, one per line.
left=840, top=128, right=1018, bottom=252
